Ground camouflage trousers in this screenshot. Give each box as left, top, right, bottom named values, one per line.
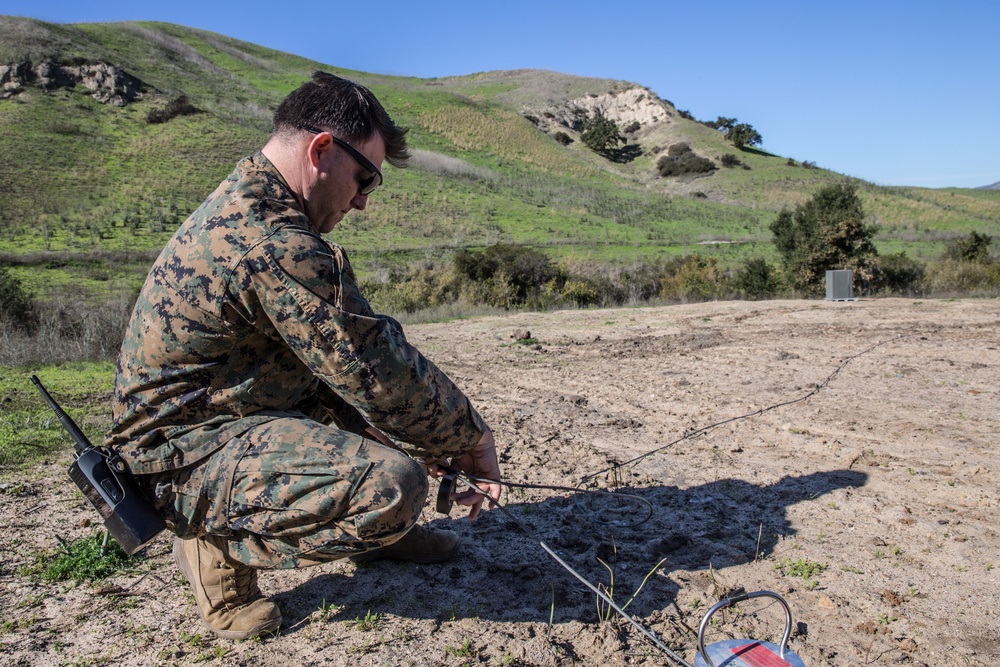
left=150, top=417, right=428, bottom=569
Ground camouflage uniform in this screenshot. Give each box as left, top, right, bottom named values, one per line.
left=106, top=152, right=487, bottom=568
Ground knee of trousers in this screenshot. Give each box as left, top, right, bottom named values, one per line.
left=356, top=449, right=429, bottom=540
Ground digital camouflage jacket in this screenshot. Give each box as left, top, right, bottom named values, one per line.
left=106, top=152, right=486, bottom=475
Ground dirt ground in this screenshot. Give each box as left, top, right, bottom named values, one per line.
left=1, top=297, right=998, bottom=667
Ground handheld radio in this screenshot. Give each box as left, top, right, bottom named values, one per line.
left=31, top=375, right=166, bottom=555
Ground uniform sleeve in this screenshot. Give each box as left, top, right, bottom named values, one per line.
left=236, top=230, right=485, bottom=460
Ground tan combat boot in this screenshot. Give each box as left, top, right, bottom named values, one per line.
left=349, top=524, right=459, bottom=564
left=173, top=535, right=282, bottom=639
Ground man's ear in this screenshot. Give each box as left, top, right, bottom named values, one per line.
left=307, top=132, right=333, bottom=169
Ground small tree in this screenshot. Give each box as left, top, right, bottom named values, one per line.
left=703, top=116, right=737, bottom=131
left=944, top=231, right=992, bottom=263
left=770, top=183, right=879, bottom=295
left=581, top=111, right=625, bottom=157
left=726, top=123, right=762, bottom=149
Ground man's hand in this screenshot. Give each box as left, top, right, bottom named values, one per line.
left=448, top=430, right=501, bottom=521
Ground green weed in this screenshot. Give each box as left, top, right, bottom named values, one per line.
left=21, top=531, right=141, bottom=583
left=774, top=557, right=827, bottom=585
left=351, top=610, right=382, bottom=632
left=445, top=639, right=477, bottom=658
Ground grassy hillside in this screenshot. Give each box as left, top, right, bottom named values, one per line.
left=1, top=16, right=998, bottom=301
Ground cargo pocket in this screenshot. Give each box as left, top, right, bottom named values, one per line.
left=171, top=435, right=252, bottom=539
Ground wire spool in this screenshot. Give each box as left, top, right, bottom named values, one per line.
left=695, top=591, right=806, bottom=667
left=436, top=469, right=457, bottom=514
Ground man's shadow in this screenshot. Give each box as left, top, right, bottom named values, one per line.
left=273, top=469, right=866, bottom=632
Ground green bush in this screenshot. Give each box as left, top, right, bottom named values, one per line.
left=659, top=255, right=726, bottom=302
left=362, top=265, right=463, bottom=314
left=559, top=278, right=600, bottom=307
left=553, top=131, right=573, bottom=145
left=0, top=263, right=37, bottom=333
left=872, top=252, right=925, bottom=295
left=733, top=257, right=781, bottom=299
left=720, top=154, right=740, bottom=168
left=923, top=260, right=1000, bottom=295
left=657, top=143, right=716, bottom=178
left=943, top=231, right=992, bottom=263
left=454, top=244, right=558, bottom=306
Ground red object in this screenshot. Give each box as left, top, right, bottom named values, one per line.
left=730, top=642, right=792, bottom=667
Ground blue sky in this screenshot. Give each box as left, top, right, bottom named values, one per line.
left=5, top=0, right=999, bottom=189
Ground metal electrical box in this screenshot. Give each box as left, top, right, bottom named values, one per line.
left=825, top=270, right=855, bottom=301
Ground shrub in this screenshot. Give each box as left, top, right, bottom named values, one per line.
left=923, top=260, right=1000, bottom=295
left=943, top=231, right=992, bottom=263
left=553, top=131, right=573, bottom=146
left=659, top=255, right=725, bottom=303
left=556, top=278, right=600, bottom=307
left=0, top=263, right=37, bottom=333
left=733, top=257, right=781, bottom=299
left=657, top=143, right=716, bottom=178
left=146, top=95, right=199, bottom=124
left=618, top=263, right=663, bottom=303
left=362, top=265, right=463, bottom=314
left=623, top=121, right=641, bottom=134
left=454, top=244, right=558, bottom=307
left=872, top=252, right=925, bottom=295
left=721, top=153, right=742, bottom=168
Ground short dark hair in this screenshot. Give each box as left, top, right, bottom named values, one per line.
left=272, top=72, right=409, bottom=167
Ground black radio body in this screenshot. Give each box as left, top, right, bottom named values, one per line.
left=31, top=375, right=166, bottom=555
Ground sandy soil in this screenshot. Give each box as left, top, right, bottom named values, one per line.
left=1, top=297, right=998, bottom=667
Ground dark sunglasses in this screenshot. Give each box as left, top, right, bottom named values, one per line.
left=301, top=125, right=383, bottom=195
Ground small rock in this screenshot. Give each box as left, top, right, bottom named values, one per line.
left=511, top=329, right=531, bottom=340
left=899, top=638, right=917, bottom=653
left=817, top=595, right=838, bottom=610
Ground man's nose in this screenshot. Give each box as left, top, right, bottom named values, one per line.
left=351, top=193, right=368, bottom=211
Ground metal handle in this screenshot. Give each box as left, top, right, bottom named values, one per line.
left=697, top=590, right=793, bottom=667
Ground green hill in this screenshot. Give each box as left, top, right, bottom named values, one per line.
left=1, top=16, right=998, bottom=300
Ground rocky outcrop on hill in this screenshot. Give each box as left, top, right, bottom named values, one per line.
left=524, top=86, right=677, bottom=134
left=0, top=60, right=143, bottom=105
